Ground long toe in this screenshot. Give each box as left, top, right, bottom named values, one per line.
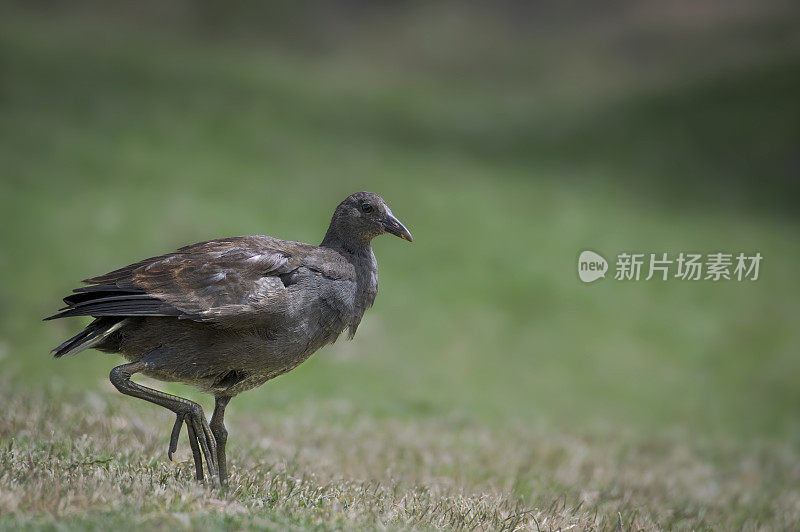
left=190, top=413, right=218, bottom=484
left=185, top=416, right=205, bottom=481
left=168, top=415, right=184, bottom=462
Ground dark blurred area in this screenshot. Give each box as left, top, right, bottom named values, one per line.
left=6, top=0, right=798, bottom=214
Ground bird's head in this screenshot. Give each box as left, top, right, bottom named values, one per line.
left=323, top=191, right=413, bottom=249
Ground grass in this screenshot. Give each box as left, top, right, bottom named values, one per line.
left=3, top=384, right=799, bottom=530
left=1, top=4, right=800, bottom=529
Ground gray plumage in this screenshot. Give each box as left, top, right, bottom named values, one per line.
left=46, top=191, right=412, bottom=485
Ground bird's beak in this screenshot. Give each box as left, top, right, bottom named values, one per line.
left=383, top=213, right=413, bottom=242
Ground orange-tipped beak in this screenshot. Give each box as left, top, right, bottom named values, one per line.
left=384, top=214, right=413, bottom=242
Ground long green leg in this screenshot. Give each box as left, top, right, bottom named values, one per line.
left=210, top=396, right=231, bottom=486
left=109, top=361, right=218, bottom=484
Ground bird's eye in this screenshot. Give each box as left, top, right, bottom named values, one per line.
left=361, top=203, right=373, bottom=213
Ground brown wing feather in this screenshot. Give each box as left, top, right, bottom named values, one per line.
left=131, top=237, right=295, bottom=322
left=48, top=236, right=303, bottom=325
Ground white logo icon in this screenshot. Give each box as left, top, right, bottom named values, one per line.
left=578, top=250, right=608, bottom=283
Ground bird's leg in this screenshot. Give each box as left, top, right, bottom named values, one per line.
left=210, top=395, right=231, bottom=486
left=109, top=361, right=218, bottom=484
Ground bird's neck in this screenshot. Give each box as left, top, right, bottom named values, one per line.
left=320, top=225, right=372, bottom=257
left=321, top=225, right=378, bottom=337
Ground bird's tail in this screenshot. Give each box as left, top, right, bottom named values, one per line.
left=51, top=317, right=125, bottom=358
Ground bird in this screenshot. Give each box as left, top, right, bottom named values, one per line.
left=45, top=191, right=412, bottom=486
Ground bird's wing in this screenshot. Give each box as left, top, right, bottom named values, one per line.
left=46, top=236, right=310, bottom=325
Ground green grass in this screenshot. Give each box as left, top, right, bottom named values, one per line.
left=1, top=6, right=800, bottom=529
left=3, top=385, right=799, bottom=530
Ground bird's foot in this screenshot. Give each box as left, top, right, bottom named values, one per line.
left=168, top=406, right=218, bottom=485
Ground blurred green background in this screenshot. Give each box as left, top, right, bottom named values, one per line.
left=1, top=1, right=799, bottom=442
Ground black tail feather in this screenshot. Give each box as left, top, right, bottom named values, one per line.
left=51, top=317, right=123, bottom=358
left=44, top=294, right=178, bottom=321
